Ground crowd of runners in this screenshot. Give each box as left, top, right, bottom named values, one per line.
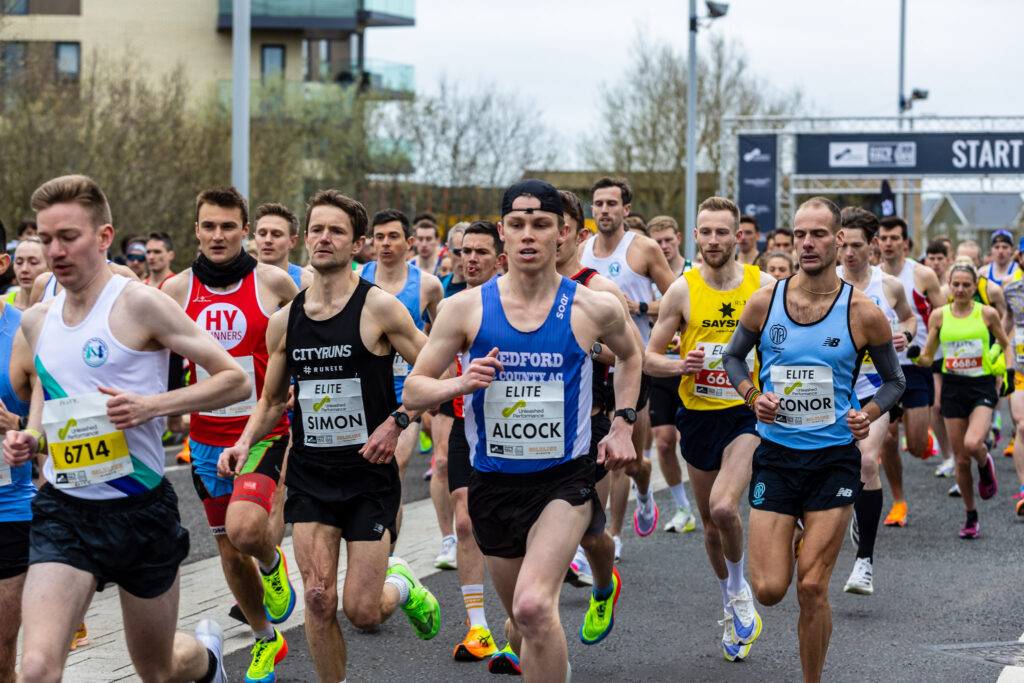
left=0, top=172, right=1020, bottom=683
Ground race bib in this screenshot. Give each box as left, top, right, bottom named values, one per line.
left=944, top=339, right=984, bottom=377
left=42, top=392, right=133, bottom=489
left=770, top=366, right=836, bottom=428
left=1015, top=328, right=1024, bottom=368
left=484, top=381, right=564, bottom=459
left=196, top=355, right=257, bottom=417
left=693, top=342, right=755, bottom=400
left=0, top=463, right=11, bottom=487
left=392, top=352, right=410, bottom=378
left=298, top=378, right=368, bottom=448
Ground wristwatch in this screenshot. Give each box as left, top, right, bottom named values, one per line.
left=638, top=301, right=649, bottom=315
left=390, top=410, right=410, bottom=429
left=902, top=331, right=913, bottom=345
left=590, top=342, right=603, bottom=359
left=614, top=408, right=638, bottom=424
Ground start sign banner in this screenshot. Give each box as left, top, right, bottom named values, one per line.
left=796, top=133, right=1024, bottom=175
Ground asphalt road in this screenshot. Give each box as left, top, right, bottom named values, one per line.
left=197, top=435, right=1024, bottom=682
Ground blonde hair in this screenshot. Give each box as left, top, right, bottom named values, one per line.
left=949, top=256, right=978, bottom=281
left=30, top=175, right=112, bottom=228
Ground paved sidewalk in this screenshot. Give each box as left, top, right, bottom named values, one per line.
left=51, top=461, right=672, bottom=681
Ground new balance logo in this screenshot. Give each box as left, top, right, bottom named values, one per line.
left=836, top=487, right=854, bottom=498
left=823, top=337, right=841, bottom=347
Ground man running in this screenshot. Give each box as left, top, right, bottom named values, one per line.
left=986, top=230, right=1022, bottom=287
left=723, top=197, right=905, bottom=683
left=254, top=202, right=313, bottom=289
left=647, top=197, right=775, bottom=661
left=5, top=174, right=251, bottom=682
left=735, top=214, right=762, bottom=266
left=647, top=215, right=697, bottom=532
left=404, top=179, right=642, bottom=682
left=877, top=216, right=945, bottom=526
left=836, top=207, right=916, bottom=595
left=581, top=176, right=675, bottom=555
left=440, top=224, right=468, bottom=298
left=218, top=189, right=440, bottom=683
left=162, top=187, right=299, bottom=683
left=144, top=231, right=176, bottom=289
left=1002, top=270, right=1024, bottom=511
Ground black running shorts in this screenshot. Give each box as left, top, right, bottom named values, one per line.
left=940, top=374, right=997, bottom=419
left=748, top=439, right=862, bottom=517
left=285, top=452, right=400, bottom=543
left=676, top=403, right=758, bottom=472
left=900, top=364, right=934, bottom=409
left=0, top=520, right=30, bottom=580
left=612, top=370, right=652, bottom=411
left=588, top=410, right=611, bottom=484
left=447, top=416, right=471, bottom=493
left=29, top=479, right=190, bottom=599
left=648, top=375, right=682, bottom=428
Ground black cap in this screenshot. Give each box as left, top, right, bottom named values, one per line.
left=501, top=178, right=562, bottom=218
left=991, top=229, right=1014, bottom=246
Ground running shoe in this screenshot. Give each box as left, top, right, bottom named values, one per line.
left=488, top=644, right=521, bottom=675
left=727, top=583, right=762, bottom=645
left=260, top=547, right=296, bottom=624
left=632, top=485, right=658, bottom=537
left=793, top=518, right=804, bottom=562
left=1016, top=495, right=1024, bottom=517
left=434, top=535, right=458, bottom=570
left=420, top=431, right=433, bottom=454
left=565, top=546, right=593, bottom=587
left=387, top=557, right=441, bottom=639
left=228, top=602, right=249, bottom=625
left=423, top=466, right=433, bottom=481
left=69, top=622, right=89, bottom=650
left=195, top=620, right=226, bottom=683
left=843, top=557, right=873, bottom=595
left=246, top=628, right=287, bottom=683
left=580, top=568, right=621, bottom=645
left=849, top=511, right=859, bottom=550
left=612, top=535, right=622, bottom=563
left=176, top=440, right=191, bottom=464
left=948, top=483, right=961, bottom=497
left=454, top=625, right=498, bottom=661
left=664, top=505, right=696, bottom=533
left=1005, top=434, right=1015, bottom=457
left=959, top=517, right=980, bottom=539
left=978, top=454, right=998, bottom=499
left=720, top=610, right=752, bottom=662
left=934, top=457, right=955, bottom=478
left=883, top=501, right=907, bottom=527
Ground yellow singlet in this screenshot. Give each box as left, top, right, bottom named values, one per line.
left=678, top=264, right=762, bottom=411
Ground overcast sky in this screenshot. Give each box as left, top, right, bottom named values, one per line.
left=367, top=0, right=1024, bottom=165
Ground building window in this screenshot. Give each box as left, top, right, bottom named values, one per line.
left=261, top=45, right=285, bottom=80
left=1, top=42, right=26, bottom=81
left=54, top=41, right=79, bottom=81
left=5, top=0, right=28, bottom=14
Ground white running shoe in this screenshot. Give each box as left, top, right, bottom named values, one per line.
left=434, top=535, right=458, bottom=569
left=934, top=458, right=954, bottom=478
left=719, top=609, right=752, bottom=661
left=844, top=557, right=873, bottom=595
left=727, top=584, right=763, bottom=645
left=948, top=483, right=961, bottom=497
left=664, top=505, right=697, bottom=533
left=565, top=545, right=593, bottom=587
left=194, top=620, right=226, bottom=683
left=612, top=535, right=622, bottom=563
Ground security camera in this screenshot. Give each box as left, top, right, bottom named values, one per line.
left=706, top=1, right=729, bottom=18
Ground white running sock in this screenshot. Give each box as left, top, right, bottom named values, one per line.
left=258, top=550, right=280, bottom=575
left=668, top=483, right=690, bottom=509
left=462, top=583, right=488, bottom=629
left=253, top=626, right=274, bottom=641
left=385, top=574, right=411, bottom=605
left=642, top=448, right=651, bottom=460
left=725, top=556, right=745, bottom=596
left=718, top=577, right=731, bottom=609
left=634, top=482, right=651, bottom=502
left=566, top=661, right=572, bottom=682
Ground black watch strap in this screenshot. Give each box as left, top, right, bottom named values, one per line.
left=614, top=408, right=637, bottom=424
left=390, top=410, right=410, bottom=429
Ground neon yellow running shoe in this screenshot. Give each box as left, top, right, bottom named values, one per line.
left=260, top=547, right=296, bottom=624
left=419, top=431, right=433, bottom=453
left=580, top=567, right=620, bottom=645
left=246, top=628, right=287, bottom=683
left=387, top=557, right=440, bottom=639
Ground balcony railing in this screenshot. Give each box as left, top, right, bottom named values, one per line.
left=217, top=0, right=415, bottom=31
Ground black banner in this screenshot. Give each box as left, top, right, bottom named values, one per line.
left=737, top=135, right=777, bottom=232
left=796, top=133, right=1024, bottom=175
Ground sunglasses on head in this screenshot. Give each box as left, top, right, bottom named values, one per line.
left=127, top=254, right=146, bottom=262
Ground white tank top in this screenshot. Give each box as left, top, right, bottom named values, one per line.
left=581, top=230, right=654, bottom=346
left=35, top=275, right=169, bottom=500
left=841, top=266, right=898, bottom=400
left=895, top=259, right=931, bottom=364
left=41, top=275, right=58, bottom=302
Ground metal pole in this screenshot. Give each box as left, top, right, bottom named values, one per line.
left=232, top=0, right=250, bottom=200
left=896, top=0, right=906, bottom=217
left=684, top=0, right=698, bottom=260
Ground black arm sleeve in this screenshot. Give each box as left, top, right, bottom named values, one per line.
left=864, top=342, right=905, bottom=414
left=723, top=323, right=760, bottom=392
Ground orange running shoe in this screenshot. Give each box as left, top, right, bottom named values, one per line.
left=175, top=440, right=191, bottom=465
left=70, top=622, right=89, bottom=650
left=453, top=625, right=498, bottom=661
left=1005, top=435, right=1015, bottom=458
left=883, top=501, right=907, bottom=527
left=1016, top=497, right=1024, bottom=516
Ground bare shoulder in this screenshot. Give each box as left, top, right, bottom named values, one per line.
left=421, top=270, right=444, bottom=297
left=881, top=273, right=906, bottom=296
left=574, top=281, right=621, bottom=317
left=160, top=268, right=190, bottom=303
left=257, top=262, right=296, bottom=292
left=631, top=234, right=662, bottom=260
left=108, top=262, right=139, bottom=280
left=660, top=273, right=691, bottom=303
left=913, top=262, right=940, bottom=286
left=119, top=280, right=179, bottom=316
left=586, top=273, right=626, bottom=299
left=19, top=299, right=53, bottom=337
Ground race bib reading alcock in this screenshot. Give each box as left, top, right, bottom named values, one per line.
left=484, top=381, right=564, bottom=459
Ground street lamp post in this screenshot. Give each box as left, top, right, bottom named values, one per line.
left=232, top=0, right=250, bottom=200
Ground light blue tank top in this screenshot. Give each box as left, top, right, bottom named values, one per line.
left=0, top=305, right=36, bottom=521
left=287, top=262, right=304, bottom=289
left=463, top=277, right=592, bottom=474
left=757, top=278, right=861, bottom=449
left=361, top=262, right=424, bottom=402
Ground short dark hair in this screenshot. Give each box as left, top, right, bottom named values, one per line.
left=255, top=202, right=298, bottom=236
left=797, top=197, right=841, bottom=232
left=769, top=227, right=794, bottom=243
left=624, top=215, right=648, bottom=236
left=558, top=190, right=586, bottom=232
left=739, top=214, right=760, bottom=232
left=413, top=212, right=437, bottom=227
left=879, top=216, right=908, bottom=240
left=146, top=231, right=174, bottom=252
left=16, top=220, right=35, bottom=238
left=195, top=186, right=248, bottom=227
left=926, top=238, right=949, bottom=256
left=305, top=189, right=368, bottom=239
left=840, top=207, right=880, bottom=242
left=591, top=176, right=633, bottom=205
left=463, top=220, right=502, bottom=255
left=414, top=222, right=440, bottom=238
left=372, top=208, right=411, bottom=238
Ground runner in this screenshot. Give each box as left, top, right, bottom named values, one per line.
left=1006, top=264, right=1024, bottom=506
left=410, top=217, right=444, bottom=276
left=836, top=207, right=916, bottom=595
left=8, top=237, right=47, bottom=309
left=925, top=238, right=957, bottom=478
left=581, top=176, right=675, bottom=557
left=876, top=216, right=945, bottom=527
left=762, top=251, right=795, bottom=280
left=217, top=189, right=439, bottom=682
left=767, top=227, right=794, bottom=258
left=403, top=179, right=642, bottom=682
left=985, top=230, right=1022, bottom=286
left=144, top=232, right=176, bottom=289
left=357, top=209, right=443, bottom=539
left=124, top=240, right=148, bottom=279
left=646, top=196, right=774, bottom=661
left=646, top=215, right=697, bottom=533
left=162, top=186, right=299, bottom=683
left=722, top=196, right=905, bottom=683
left=4, top=174, right=250, bottom=682
left=735, top=214, right=762, bottom=266
left=440, top=223, right=468, bottom=298
left=254, top=202, right=313, bottom=290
